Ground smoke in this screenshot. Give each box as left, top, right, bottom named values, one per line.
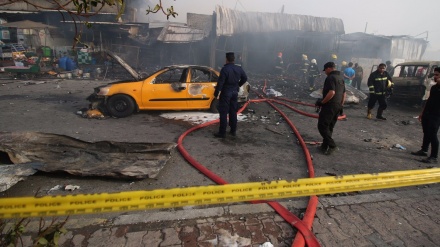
left=126, top=0, right=157, bottom=23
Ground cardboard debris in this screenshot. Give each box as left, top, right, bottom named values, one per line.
left=0, top=132, right=176, bottom=181
left=0, top=162, right=42, bottom=192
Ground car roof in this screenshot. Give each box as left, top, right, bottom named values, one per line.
left=396, top=61, right=440, bottom=66
left=163, top=65, right=218, bottom=71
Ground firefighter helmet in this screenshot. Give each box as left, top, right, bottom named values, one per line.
left=331, top=54, right=337, bottom=60
left=341, top=61, right=347, bottom=66
left=387, top=80, right=393, bottom=88
left=311, top=59, right=317, bottom=64
left=302, top=54, right=308, bottom=60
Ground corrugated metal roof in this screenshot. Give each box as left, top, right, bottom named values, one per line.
left=157, top=24, right=207, bottom=43
left=216, top=5, right=345, bottom=36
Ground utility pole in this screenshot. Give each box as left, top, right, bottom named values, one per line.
left=364, top=22, right=368, bottom=33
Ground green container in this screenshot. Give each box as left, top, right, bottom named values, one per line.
left=42, top=46, right=52, bottom=57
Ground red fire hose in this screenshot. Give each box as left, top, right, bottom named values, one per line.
left=175, top=81, right=343, bottom=246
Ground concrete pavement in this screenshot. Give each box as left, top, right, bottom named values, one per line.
left=12, top=184, right=440, bottom=247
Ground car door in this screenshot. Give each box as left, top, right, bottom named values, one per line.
left=187, top=67, right=217, bottom=109
left=141, top=68, right=189, bottom=110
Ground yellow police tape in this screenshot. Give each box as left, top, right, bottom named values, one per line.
left=0, top=168, right=439, bottom=218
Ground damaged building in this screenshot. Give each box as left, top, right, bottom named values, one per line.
left=338, top=32, right=429, bottom=82
left=0, top=2, right=429, bottom=78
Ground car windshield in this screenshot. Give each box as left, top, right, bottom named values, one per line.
left=393, top=65, right=429, bottom=78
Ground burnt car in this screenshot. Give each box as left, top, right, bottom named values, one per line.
left=87, top=51, right=250, bottom=118
left=390, top=61, right=440, bottom=102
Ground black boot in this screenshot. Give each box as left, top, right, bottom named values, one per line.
left=376, top=108, right=387, bottom=120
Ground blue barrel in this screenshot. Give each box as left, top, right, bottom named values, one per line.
left=66, top=57, right=76, bottom=71
left=58, top=56, right=67, bottom=70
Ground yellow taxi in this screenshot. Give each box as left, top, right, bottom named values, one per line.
left=87, top=51, right=250, bottom=118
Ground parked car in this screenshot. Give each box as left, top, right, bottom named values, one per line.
left=87, top=51, right=250, bottom=118
left=390, top=61, right=440, bottom=102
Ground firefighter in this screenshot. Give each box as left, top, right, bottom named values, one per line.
left=300, top=54, right=310, bottom=83
left=307, top=59, right=321, bottom=91
left=331, top=53, right=338, bottom=69
left=340, top=61, right=348, bottom=73
left=274, top=52, right=284, bottom=75
left=367, top=63, right=394, bottom=120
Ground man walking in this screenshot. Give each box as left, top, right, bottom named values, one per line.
left=213, top=52, right=248, bottom=138
left=411, top=67, right=440, bottom=163
left=316, top=62, right=346, bottom=155
left=367, top=63, right=393, bottom=120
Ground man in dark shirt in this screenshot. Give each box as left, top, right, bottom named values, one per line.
left=353, top=63, right=363, bottom=90
left=213, top=52, right=248, bottom=138
left=316, top=62, right=346, bottom=155
left=411, top=67, right=440, bottom=163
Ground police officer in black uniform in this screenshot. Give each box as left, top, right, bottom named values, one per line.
left=316, top=62, right=346, bottom=155
left=213, top=52, right=248, bottom=138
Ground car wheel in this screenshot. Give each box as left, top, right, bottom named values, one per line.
left=210, top=98, right=219, bottom=113
left=107, top=95, right=136, bottom=118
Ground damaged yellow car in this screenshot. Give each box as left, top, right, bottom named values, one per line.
left=87, top=51, right=250, bottom=118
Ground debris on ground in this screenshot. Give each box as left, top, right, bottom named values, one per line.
left=0, top=162, right=42, bottom=192
left=47, top=185, right=63, bottom=194
left=65, top=185, right=80, bottom=191
left=310, top=84, right=367, bottom=104
left=0, top=132, right=176, bottom=182
left=76, top=108, right=106, bottom=119
left=393, top=144, right=406, bottom=150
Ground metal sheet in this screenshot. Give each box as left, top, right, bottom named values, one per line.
left=216, top=5, right=345, bottom=36
left=157, top=24, right=207, bottom=43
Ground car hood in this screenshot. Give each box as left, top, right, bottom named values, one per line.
left=105, top=50, right=140, bottom=80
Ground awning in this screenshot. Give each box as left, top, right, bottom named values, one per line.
left=0, top=20, right=57, bottom=29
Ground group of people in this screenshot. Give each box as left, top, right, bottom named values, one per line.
left=303, top=56, right=365, bottom=92
left=213, top=52, right=440, bottom=164
left=316, top=61, right=439, bottom=164
left=340, top=61, right=364, bottom=90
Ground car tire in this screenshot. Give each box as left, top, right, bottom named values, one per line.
left=210, top=98, right=219, bottom=113
left=107, top=95, right=136, bottom=118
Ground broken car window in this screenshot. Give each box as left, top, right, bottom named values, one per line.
left=190, top=68, right=211, bottom=82
left=155, top=68, right=186, bottom=84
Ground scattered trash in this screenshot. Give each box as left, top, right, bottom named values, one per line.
left=265, top=87, right=282, bottom=97
left=65, top=184, right=80, bottom=191
left=47, top=185, right=62, bottom=194
left=260, top=242, right=274, bottom=247
left=401, top=120, right=414, bottom=125
left=265, top=127, right=283, bottom=135
left=360, top=130, right=367, bottom=133
left=248, top=109, right=255, bottom=113
left=325, top=172, right=337, bottom=176
left=364, top=138, right=372, bottom=142
left=302, top=141, right=322, bottom=145
left=217, top=229, right=251, bottom=246
left=393, top=144, right=406, bottom=150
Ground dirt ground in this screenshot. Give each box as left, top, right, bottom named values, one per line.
left=0, top=73, right=435, bottom=204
